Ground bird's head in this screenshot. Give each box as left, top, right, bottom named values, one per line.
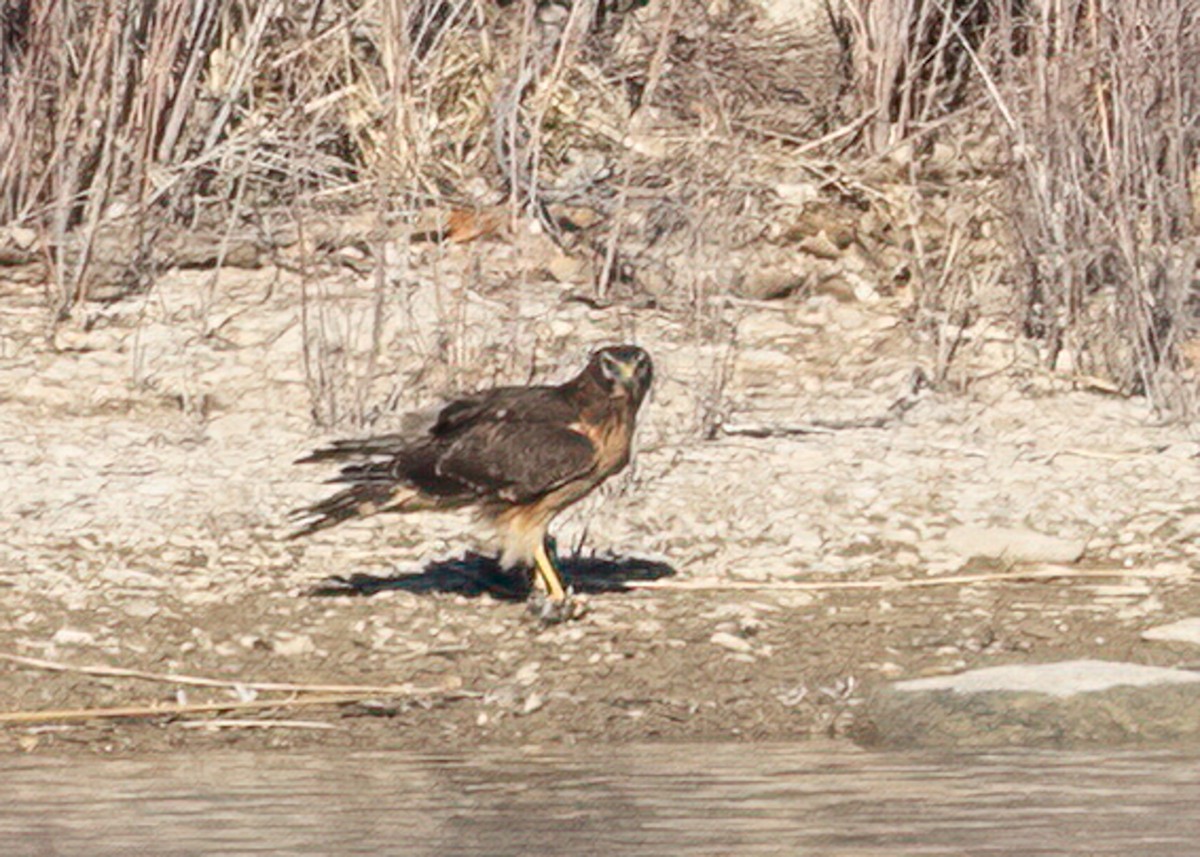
left=589, top=344, right=653, bottom=409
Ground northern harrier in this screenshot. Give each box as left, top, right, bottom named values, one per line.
left=291, top=345, right=653, bottom=617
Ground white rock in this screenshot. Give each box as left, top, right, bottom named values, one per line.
left=894, top=660, right=1200, bottom=698
left=133, top=477, right=182, bottom=497
left=710, top=631, right=754, bottom=654
left=787, top=529, right=824, bottom=553
left=124, top=599, right=160, bottom=619
left=775, top=182, right=820, bottom=208
left=1142, top=617, right=1200, bottom=646
left=4, top=225, right=37, bottom=249
left=943, top=525, right=1086, bottom=563
left=748, top=0, right=831, bottom=29
left=52, top=627, right=97, bottom=647
left=272, top=633, right=316, bottom=657
left=521, top=692, right=545, bottom=715
left=515, top=661, right=541, bottom=686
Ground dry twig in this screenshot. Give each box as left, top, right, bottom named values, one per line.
left=177, top=718, right=341, bottom=731
left=0, top=694, right=412, bottom=726
left=0, top=652, right=432, bottom=696
left=631, top=565, right=1189, bottom=593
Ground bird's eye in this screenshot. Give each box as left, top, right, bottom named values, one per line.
left=600, top=354, right=621, bottom=380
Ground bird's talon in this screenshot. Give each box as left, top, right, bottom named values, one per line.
left=528, top=591, right=585, bottom=624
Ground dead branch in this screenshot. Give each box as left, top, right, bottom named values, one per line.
left=176, top=718, right=341, bottom=730
left=0, top=652, right=446, bottom=696
left=630, top=565, right=1190, bottom=592
left=0, top=693, right=431, bottom=726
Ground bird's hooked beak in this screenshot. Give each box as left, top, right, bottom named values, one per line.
left=611, top=359, right=639, bottom=386
left=594, top=347, right=652, bottom=408
left=598, top=352, right=638, bottom=396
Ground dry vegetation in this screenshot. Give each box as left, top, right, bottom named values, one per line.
left=1, top=0, right=1199, bottom=416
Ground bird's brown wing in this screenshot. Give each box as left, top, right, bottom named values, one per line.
left=436, top=419, right=597, bottom=504
left=291, top=383, right=596, bottom=537
left=432, top=385, right=580, bottom=436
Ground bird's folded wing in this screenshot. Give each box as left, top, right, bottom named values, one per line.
left=436, top=421, right=597, bottom=503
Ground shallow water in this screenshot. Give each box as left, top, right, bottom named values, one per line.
left=3, top=743, right=1198, bottom=856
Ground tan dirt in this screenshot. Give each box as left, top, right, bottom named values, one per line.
left=2, top=252, right=1199, bottom=756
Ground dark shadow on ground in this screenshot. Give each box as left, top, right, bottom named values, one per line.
left=310, top=551, right=676, bottom=601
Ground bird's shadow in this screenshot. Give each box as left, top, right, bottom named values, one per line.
left=310, top=551, right=676, bottom=601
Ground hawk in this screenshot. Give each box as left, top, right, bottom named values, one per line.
left=291, top=345, right=653, bottom=617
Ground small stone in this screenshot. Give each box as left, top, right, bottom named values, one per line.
left=52, top=628, right=97, bottom=647
left=272, top=633, right=315, bottom=656
left=371, top=627, right=397, bottom=649
left=521, top=692, right=545, bottom=715
left=710, top=631, right=754, bottom=654
left=543, top=254, right=588, bottom=284
left=123, top=599, right=160, bottom=619
left=775, top=182, right=820, bottom=208
left=4, top=225, right=37, bottom=250
left=485, top=684, right=519, bottom=710
left=886, top=141, right=915, bottom=169
left=788, top=529, right=824, bottom=553
left=515, top=661, right=541, bottom=686
left=943, top=525, right=1087, bottom=564
left=798, top=231, right=842, bottom=260
left=735, top=269, right=805, bottom=301
left=1142, top=617, right=1200, bottom=646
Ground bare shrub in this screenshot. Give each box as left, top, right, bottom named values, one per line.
left=840, top=0, right=1200, bottom=410
left=988, top=0, right=1200, bottom=408
left=840, top=0, right=992, bottom=153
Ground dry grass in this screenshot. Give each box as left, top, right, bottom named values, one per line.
left=2, top=0, right=1198, bottom=418
left=842, top=0, right=1200, bottom=411
left=840, top=0, right=991, bottom=153
left=987, top=0, right=1200, bottom=410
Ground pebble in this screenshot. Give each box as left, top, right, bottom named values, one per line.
left=894, top=659, right=1200, bottom=697
left=515, top=662, right=541, bottom=686
left=943, top=525, right=1087, bottom=564
left=521, top=692, right=545, bottom=715
left=124, top=599, right=161, bottom=619
left=272, top=633, right=316, bottom=656
left=1141, top=617, right=1200, bottom=646
left=51, top=628, right=97, bottom=647
left=710, top=631, right=754, bottom=654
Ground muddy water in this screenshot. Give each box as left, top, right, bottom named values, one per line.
left=2, top=743, right=1197, bottom=855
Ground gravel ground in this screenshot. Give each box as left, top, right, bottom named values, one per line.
left=2, top=249, right=1199, bottom=755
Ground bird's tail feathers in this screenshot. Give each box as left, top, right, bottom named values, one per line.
left=294, top=433, right=409, bottom=465
left=288, top=482, right=428, bottom=539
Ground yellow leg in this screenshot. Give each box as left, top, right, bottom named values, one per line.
left=532, top=538, right=568, bottom=602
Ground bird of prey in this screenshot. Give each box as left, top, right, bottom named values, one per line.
left=291, top=345, right=653, bottom=618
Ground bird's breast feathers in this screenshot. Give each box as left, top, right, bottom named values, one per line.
left=569, top=407, right=634, bottom=479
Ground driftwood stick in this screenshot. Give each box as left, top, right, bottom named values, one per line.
left=176, top=718, right=341, bottom=731
left=0, top=693, right=409, bottom=725
left=630, top=566, right=1186, bottom=592
left=0, top=653, right=428, bottom=695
